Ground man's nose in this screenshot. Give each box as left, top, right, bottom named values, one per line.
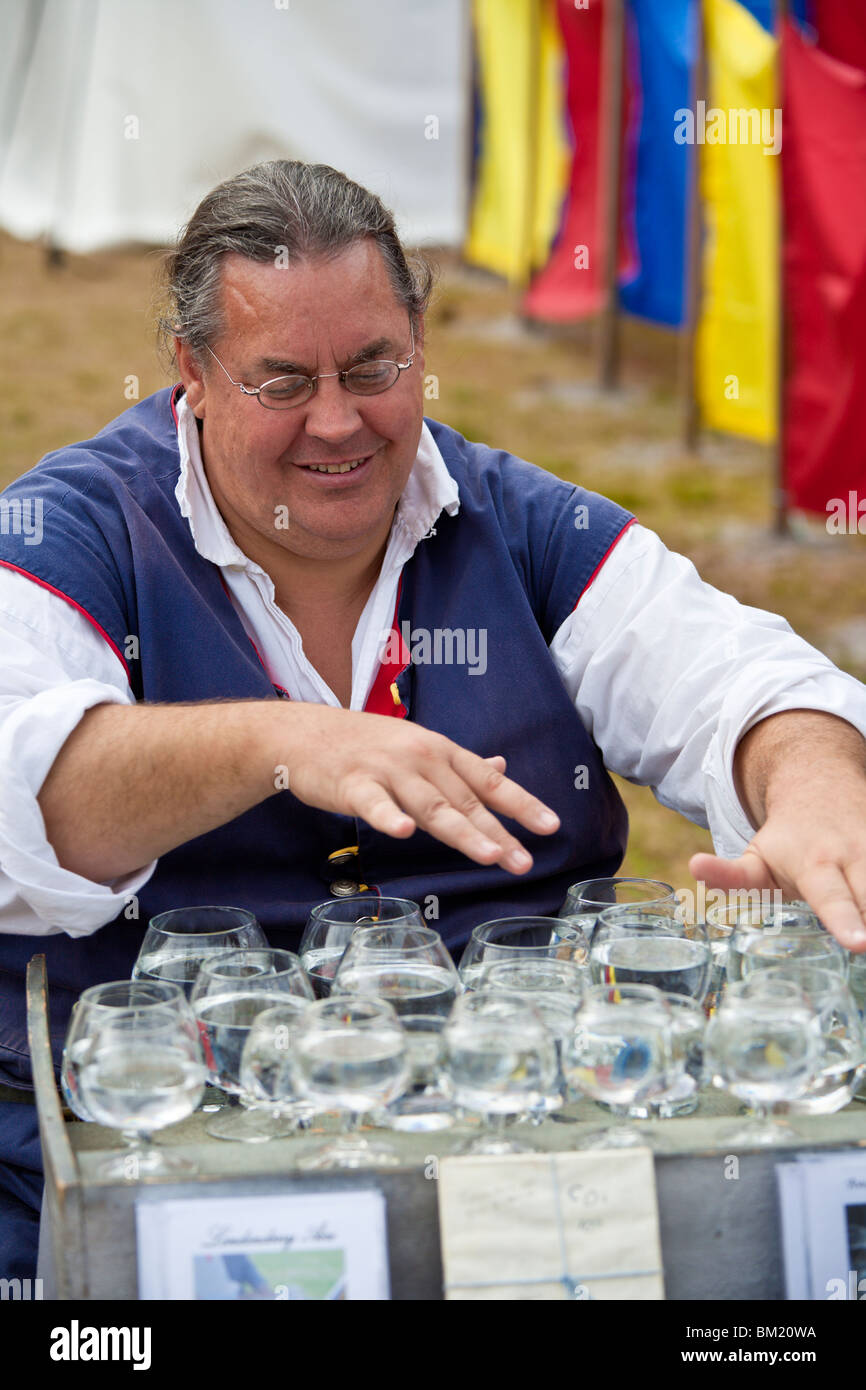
left=302, top=374, right=365, bottom=442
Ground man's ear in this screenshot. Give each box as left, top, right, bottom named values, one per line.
left=175, top=337, right=207, bottom=418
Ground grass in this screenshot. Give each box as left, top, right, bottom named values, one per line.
left=3, top=231, right=865, bottom=894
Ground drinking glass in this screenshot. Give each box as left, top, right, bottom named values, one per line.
left=445, top=993, right=560, bottom=1153
left=190, top=948, right=314, bottom=1141
left=563, top=983, right=672, bottom=1147
left=559, top=877, right=678, bottom=947
left=459, top=916, right=589, bottom=992
left=236, top=999, right=317, bottom=1140
left=333, top=925, right=461, bottom=1018
left=62, top=979, right=193, bottom=1125
left=133, top=906, right=266, bottom=998
left=77, top=1006, right=206, bottom=1178
left=755, top=964, right=866, bottom=1116
left=299, top=896, right=424, bottom=998
left=473, top=957, right=585, bottom=1121
left=591, top=908, right=712, bottom=1005
left=381, top=1014, right=455, bottom=1132
left=726, top=905, right=846, bottom=985
left=647, top=994, right=707, bottom=1119
left=292, top=997, right=411, bottom=1169
left=704, top=976, right=819, bottom=1145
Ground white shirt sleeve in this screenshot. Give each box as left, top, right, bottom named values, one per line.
left=0, top=568, right=158, bottom=937
left=550, top=524, right=866, bottom=859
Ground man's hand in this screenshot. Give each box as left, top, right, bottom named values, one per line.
left=283, top=705, right=560, bottom=874
left=39, top=699, right=560, bottom=883
left=689, top=710, right=866, bottom=951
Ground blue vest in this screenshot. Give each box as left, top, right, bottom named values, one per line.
left=0, top=388, right=631, bottom=1084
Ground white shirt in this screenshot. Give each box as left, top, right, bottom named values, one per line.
left=2, top=395, right=865, bottom=937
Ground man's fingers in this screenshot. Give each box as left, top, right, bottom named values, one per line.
left=390, top=772, right=532, bottom=872
left=688, top=848, right=778, bottom=893
left=452, top=746, right=560, bottom=837
left=416, top=763, right=535, bottom=873
left=795, top=861, right=866, bottom=952
left=343, top=779, right=417, bottom=839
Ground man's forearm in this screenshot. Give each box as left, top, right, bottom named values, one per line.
left=734, top=709, right=866, bottom=829
left=37, top=700, right=291, bottom=882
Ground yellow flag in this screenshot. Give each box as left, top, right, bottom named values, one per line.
left=696, top=0, right=779, bottom=442
left=465, top=0, right=570, bottom=285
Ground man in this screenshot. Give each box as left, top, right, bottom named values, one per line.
left=1, top=160, right=865, bottom=1276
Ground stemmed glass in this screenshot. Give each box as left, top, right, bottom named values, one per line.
left=382, top=1014, right=456, bottom=1132
left=563, top=983, right=672, bottom=1147
left=590, top=908, right=712, bottom=1005
left=755, top=964, right=866, bottom=1116
left=704, top=976, right=819, bottom=1146
left=237, top=1000, right=317, bottom=1139
left=458, top=916, right=589, bottom=992
left=559, top=877, right=678, bottom=945
left=77, top=1006, right=206, bottom=1178
left=444, top=993, right=560, bottom=1153
left=738, top=917, right=848, bottom=982
left=62, top=979, right=193, bottom=1126
left=299, top=896, right=424, bottom=998
left=645, top=995, right=707, bottom=1119
left=133, top=906, right=267, bottom=997
left=333, top=925, right=462, bottom=1018
left=190, top=948, right=314, bottom=1141
left=292, top=997, right=411, bottom=1169
left=473, top=957, right=585, bottom=1122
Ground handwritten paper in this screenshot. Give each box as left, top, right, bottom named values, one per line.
left=136, top=1190, right=389, bottom=1300
left=438, top=1149, right=664, bottom=1300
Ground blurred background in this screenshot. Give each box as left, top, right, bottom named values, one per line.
left=1, top=0, right=865, bottom=890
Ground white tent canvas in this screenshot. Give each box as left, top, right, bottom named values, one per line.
left=0, top=0, right=469, bottom=252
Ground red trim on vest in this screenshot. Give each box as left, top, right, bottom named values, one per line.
left=0, top=560, right=131, bottom=679
left=216, top=573, right=290, bottom=698
left=573, top=517, right=638, bottom=607
left=364, top=579, right=409, bottom=718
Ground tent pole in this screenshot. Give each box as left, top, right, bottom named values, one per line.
left=681, top=0, right=706, bottom=451
left=774, top=0, right=789, bottom=536
left=598, top=0, right=625, bottom=391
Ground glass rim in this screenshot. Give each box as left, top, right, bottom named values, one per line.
left=196, top=946, right=304, bottom=977
left=147, top=906, right=260, bottom=937
left=582, top=981, right=670, bottom=1007
left=470, top=915, right=583, bottom=944
left=301, top=995, right=403, bottom=1024
left=345, top=924, right=446, bottom=953
left=78, top=978, right=185, bottom=1008
left=595, top=906, right=687, bottom=929
left=307, top=896, right=422, bottom=923
left=565, top=877, right=676, bottom=905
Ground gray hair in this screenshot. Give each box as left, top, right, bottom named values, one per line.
left=156, top=160, right=435, bottom=367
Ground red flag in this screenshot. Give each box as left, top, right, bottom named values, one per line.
left=782, top=19, right=866, bottom=515
left=523, top=0, right=637, bottom=321
left=813, top=0, right=866, bottom=73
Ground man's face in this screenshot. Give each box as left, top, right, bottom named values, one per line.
left=177, top=240, right=424, bottom=564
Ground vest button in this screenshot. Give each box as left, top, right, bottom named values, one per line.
left=330, top=879, right=360, bottom=897
left=328, top=852, right=357, bottom=872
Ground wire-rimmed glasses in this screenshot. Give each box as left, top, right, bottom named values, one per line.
left=205, top=321, right=416, bottom=410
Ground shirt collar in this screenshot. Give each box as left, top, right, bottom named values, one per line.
left=173, top=393, right=460, bottom=572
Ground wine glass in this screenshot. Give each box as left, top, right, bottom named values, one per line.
left=738, top=916, right=848, bottom=982
left=299, top=896, right=424, bottom=998
left=133, top=906, right=267, bottom=997
left=444, top=993, right=560, bottom=1153
left=333, top=925, right=461, bottom=1018
left=704, top=976, right=819, bottom=1146
left=563, top=983, right=672, bottom=1147
left=77, top=1006, right=206, bottom=1178
left=292, top=997, right=411, bottom=1169
left=190, top=948, right=314, bottom=1141
left=559, top=877, right=678, bottom=947
left=62, top=979, right=193, bottom=1125
left=590, top=908, right=712, bottom=1005
left=381, top=1014, right=456, bottom=1132
left=237, top=999, right=317, bottom=1139
left=458, top=916, right=589, bottom=992
left=755, top=964, right=866, bottom=1116
left=647, top=994, right=707, bottom=1119
left=473, top=957, right=585, bottom=1122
